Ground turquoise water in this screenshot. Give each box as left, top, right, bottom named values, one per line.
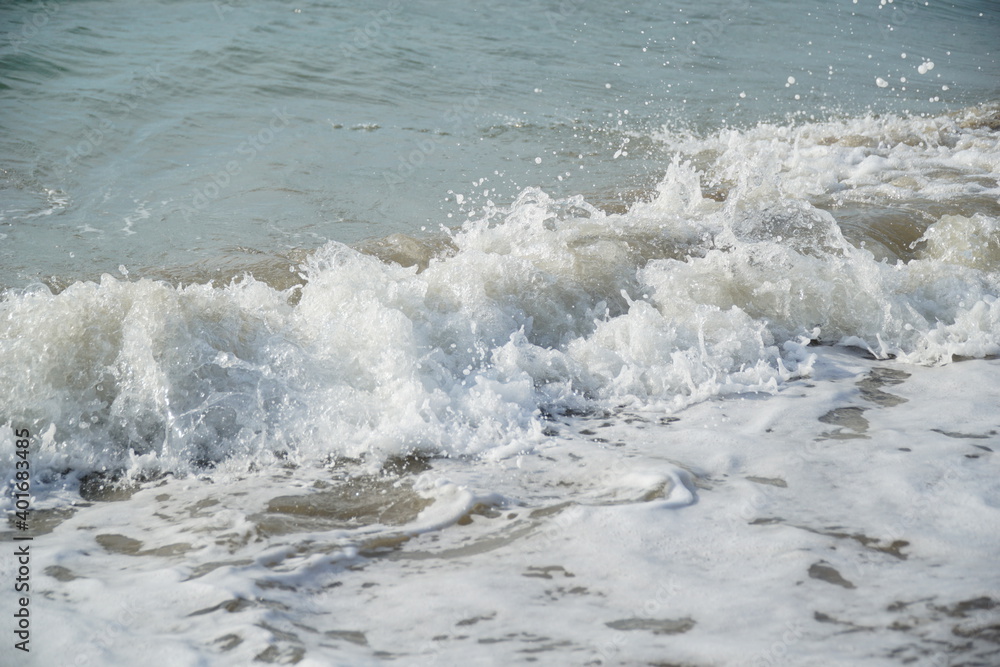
left=2, top=0, right=999, bottom=488
left=3, top=3, right=1000, bottom=665
left=1, top=0, right=997, bottom=289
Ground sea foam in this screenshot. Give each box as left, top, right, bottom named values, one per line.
left=2, top=106, right=999, bottom=486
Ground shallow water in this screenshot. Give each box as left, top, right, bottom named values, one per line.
left=2, top=1, right=1000, bottom=665
left=2, top=0, right=998, bottom=288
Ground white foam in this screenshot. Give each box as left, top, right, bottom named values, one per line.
left=15, top=349, right=999, bottom=666
left=2, top=106, right=999, bottom=486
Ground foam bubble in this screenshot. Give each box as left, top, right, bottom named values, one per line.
left=3, top=105, right=999, bottom=483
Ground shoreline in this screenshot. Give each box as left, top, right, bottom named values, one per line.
left=9, top=348, right=999, bottom=666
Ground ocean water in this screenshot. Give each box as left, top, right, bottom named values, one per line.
left=2, top=1, right=999, bottom=665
